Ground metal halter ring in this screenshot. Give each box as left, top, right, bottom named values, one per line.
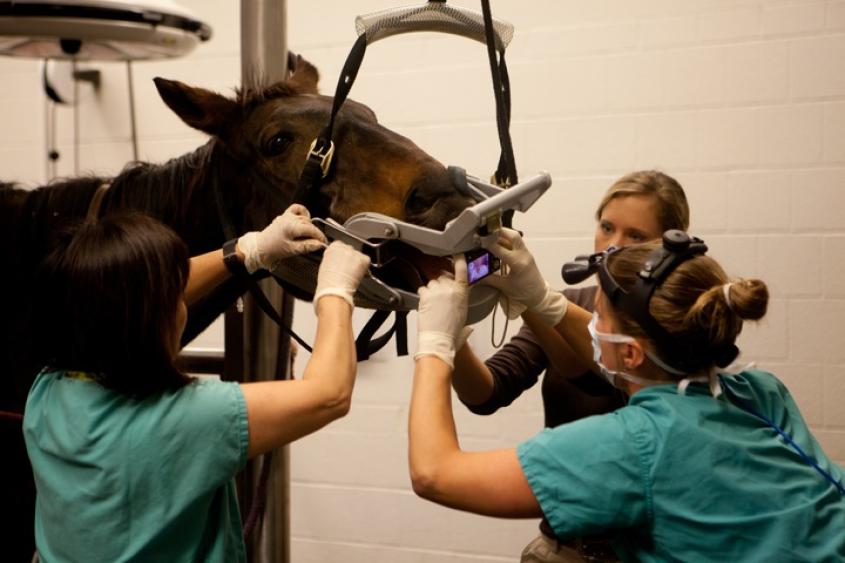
left=307, top=138, right=335, bottom=178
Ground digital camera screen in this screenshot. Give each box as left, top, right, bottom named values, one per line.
left=467, top=252, right=491, bottom=284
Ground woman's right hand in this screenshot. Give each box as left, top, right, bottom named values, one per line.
left=483, top=228, right=568, bottom=327
left=238, top=203, right=327, bottom=273
left=414, top=255, right=470, bottom=369
left=313, top=241, right=371, bottom=309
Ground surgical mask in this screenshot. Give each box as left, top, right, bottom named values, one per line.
left=588, top=312, right=726, bottom=396
left=588, top=312, right=672, bottom=390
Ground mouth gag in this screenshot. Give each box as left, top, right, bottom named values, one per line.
left=313, top=170, right=551, bottom=324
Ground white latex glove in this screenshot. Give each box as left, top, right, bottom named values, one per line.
left=414, top=255, right=469, bottom=369
left=455, top=326, right=474, bottom=352
left=313, top=241, right=371, bottom=310
left=482, top=228, right=568, bottom=327
left=239, top=204, right=327, bottom=274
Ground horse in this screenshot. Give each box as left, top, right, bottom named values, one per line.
left=0, top=55, right=472, bottom=561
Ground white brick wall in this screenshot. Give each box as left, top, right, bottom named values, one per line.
left=3, top=1, right=844, bottom=560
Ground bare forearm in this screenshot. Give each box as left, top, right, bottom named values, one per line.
left=185, top=245, right=244, bottom=306
left=451, top=344, right=495, bottom=406
left=409, top=357, right=542, bottom=516
left=409, top=356, right=460, bottom=491
left=302, top=296, right=356, bottom=409
left=241, top=296, right=356, bottom=458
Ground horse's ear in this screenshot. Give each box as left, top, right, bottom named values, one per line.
left=287, top=55, right=319, bottom=94
left=153, top=77, right=240, bottom=138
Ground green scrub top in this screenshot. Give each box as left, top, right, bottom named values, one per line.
left=24, top=370, right=249, bottom=563
left=517, top=369, right=845, bottom=562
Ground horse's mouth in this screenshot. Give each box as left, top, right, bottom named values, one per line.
left=370, top=246, right=453, bottom=293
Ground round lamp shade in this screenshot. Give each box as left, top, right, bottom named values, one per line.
left=0, top=0, right=211, bottom=60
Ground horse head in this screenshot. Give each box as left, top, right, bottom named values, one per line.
left=153, top=56, right=471, bottom=231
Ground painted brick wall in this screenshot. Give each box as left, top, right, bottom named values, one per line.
left=3, top=1, right=844, bottom=560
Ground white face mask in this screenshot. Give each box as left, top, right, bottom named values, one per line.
left=587, top=312, right=668, bottom=390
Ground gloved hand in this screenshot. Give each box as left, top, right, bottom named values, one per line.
left=239, top=204, right=327, bottom=274
left=414, top=255, right=469, bottom=369
left=455, top=326, right=474, bottom=352
left=313, top=241, right=371, bottom=310
left=483, top=228, right=568, bottom=327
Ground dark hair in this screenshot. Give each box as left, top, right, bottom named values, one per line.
left=605, top=242, right=768, bottom=374
left=38, top=213, right=192, bottom=396
left=596, top=170, right=690, bottom=232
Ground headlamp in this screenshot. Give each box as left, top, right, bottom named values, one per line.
left=562, top=230, right=737, bottom=373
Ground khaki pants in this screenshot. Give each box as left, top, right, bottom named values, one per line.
left=521, top=533, right=588, bottom=563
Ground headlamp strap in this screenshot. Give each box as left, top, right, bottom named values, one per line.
left=603, top=230, right=708, bottom=372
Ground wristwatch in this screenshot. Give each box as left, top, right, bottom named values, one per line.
left=223, top=238, right=247, bottom=275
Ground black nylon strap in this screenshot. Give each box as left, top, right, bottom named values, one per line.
left=482, top=0, right=517, bottom=188
left=291, top=152, right=328, bottom=207
left=355, top=309, right=391, bottom=361
left=243, top=275, right=313, bottom=353
left=211, top=166, right=313, bottom=353
left=327, top=33, right=368, bottom=139
left=354, top=310, right=410, bottom=360
left=394, top=311, right=409, bottom=356
left=292, top=34, right=368, bottom=209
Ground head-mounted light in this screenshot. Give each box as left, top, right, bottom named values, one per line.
left=562, top=230, right=736, bottom=373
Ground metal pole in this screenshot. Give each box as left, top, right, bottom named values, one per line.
left=238, top=2, right=290, bottom=563
left=126, top=61, right=139, bottom=162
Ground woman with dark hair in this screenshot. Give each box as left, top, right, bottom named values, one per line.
left=451, top=170, right=689, bottom=561
left=24, top=209, right=370, bottom=562
left=408, top=230, right=844, bottom=561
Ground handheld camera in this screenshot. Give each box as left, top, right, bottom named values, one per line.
left=465, top=248, right=501, bottom=284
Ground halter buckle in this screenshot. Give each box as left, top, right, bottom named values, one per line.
left=307, top=138, right=335, bottom=178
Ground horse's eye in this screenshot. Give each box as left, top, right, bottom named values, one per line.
left=264, top=133, right=292, bottom=156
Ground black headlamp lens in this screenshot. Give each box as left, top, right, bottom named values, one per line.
left=561, top=257, right=593, bottom=285
left=561, top=247, right=620, bottom=286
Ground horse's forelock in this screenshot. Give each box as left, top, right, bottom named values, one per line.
left=236, top=81, right=302, bottom=110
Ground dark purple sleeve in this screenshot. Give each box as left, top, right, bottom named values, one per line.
left=460, top=286, right=598, bottom=416
left=462, top=323, right=547, bottom=415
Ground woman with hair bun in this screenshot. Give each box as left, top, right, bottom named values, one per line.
left=408, top=230, right=844, bottom=562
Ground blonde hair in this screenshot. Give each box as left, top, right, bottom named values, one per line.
left=605, top=242, right=768, bottom=373
left=596, top=170, right=690, bottom=232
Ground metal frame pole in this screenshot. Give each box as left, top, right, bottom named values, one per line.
left=236, top=2, right=290, bottom=562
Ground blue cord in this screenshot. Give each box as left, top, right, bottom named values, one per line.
left=719, top=376, right=844, bottom=495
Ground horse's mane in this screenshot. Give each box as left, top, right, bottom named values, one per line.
left=106, top=141, right=214, bottom=226
left=1, top=142, right=214, bottom=234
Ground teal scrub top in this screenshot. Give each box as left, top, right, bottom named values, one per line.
left=23, top=370, right=249, bottom=563
left=517, top=369, right=845, bottom=562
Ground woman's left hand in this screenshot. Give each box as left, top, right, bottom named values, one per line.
left=414, top=255, right=469, bottom=369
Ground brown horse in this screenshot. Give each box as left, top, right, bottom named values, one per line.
left=0, top=55, right=471, bottom=561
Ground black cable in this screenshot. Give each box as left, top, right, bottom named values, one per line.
left=481, top=0, right=517, bottom=187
